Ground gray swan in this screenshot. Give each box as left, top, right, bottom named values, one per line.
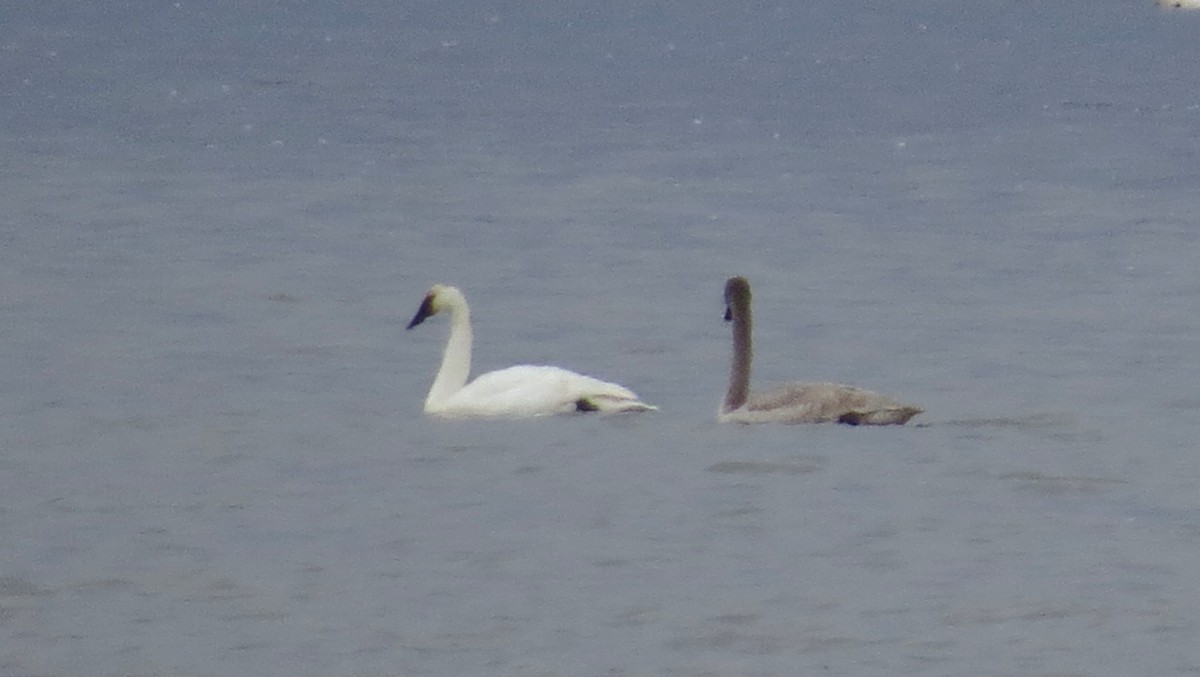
left=719, top=276, right=922, bottom=425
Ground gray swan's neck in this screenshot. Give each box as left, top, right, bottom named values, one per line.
left=724, top=303, right=752, bottom=412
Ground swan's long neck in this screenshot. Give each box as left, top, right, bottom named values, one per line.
left=724, top=299, right=752, bottom=412
left=426, top=296, right=473, bottom=410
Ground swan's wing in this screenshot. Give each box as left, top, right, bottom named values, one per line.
left=740, top=382, right=921, bottom=425
left=558, top=370, right=658, bottom=413
left=440, top=365, right=654, bottom=418
left=451, top=366, right=581, bottom=417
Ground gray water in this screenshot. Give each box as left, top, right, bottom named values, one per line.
left=4, top=2, right=1200, bottom=675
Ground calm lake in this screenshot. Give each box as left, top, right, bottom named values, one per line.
left=3, top=2, right=1200, bottom=675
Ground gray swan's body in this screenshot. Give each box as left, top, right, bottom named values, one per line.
left=1157, top=0, right=1200, bottom=9
left=407, top=284, right=656, bottom=418
left=718, top=276, right=922, bottom=425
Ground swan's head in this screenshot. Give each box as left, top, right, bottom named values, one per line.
left=1157, top=0, right=1200, bottom=8
left=723, top=276, right=751, bottom=322
left=406, top=284, right=464, bottom=329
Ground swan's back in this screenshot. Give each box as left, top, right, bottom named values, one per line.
left=719, top=381, right=922, bottom=425
left=435, top=365, right=656, bottom=418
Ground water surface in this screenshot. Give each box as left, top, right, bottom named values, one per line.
left=3, top=2, right=1200, bottom=675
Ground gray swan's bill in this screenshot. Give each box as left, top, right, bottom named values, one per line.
left=719, top=276, right=922, bottom=425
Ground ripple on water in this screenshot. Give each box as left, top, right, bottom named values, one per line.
left=705, top=460, right=822, bottom=475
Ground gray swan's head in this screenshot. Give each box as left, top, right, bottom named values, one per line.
left=723, top=276, right=751, bottom=322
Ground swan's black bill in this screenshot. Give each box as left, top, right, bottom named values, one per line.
left=723, top=305, right=733, bottom=322
left=406, top=295, right=435, bottom=329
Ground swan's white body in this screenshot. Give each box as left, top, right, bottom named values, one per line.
left=718, top=276, right=922, bottom=426
left=407, top=284, right=656, bottom=418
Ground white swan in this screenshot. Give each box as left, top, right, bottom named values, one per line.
left=406, top=284, right=657, bottom=418
left=718, top=276, right=922, bottom=425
